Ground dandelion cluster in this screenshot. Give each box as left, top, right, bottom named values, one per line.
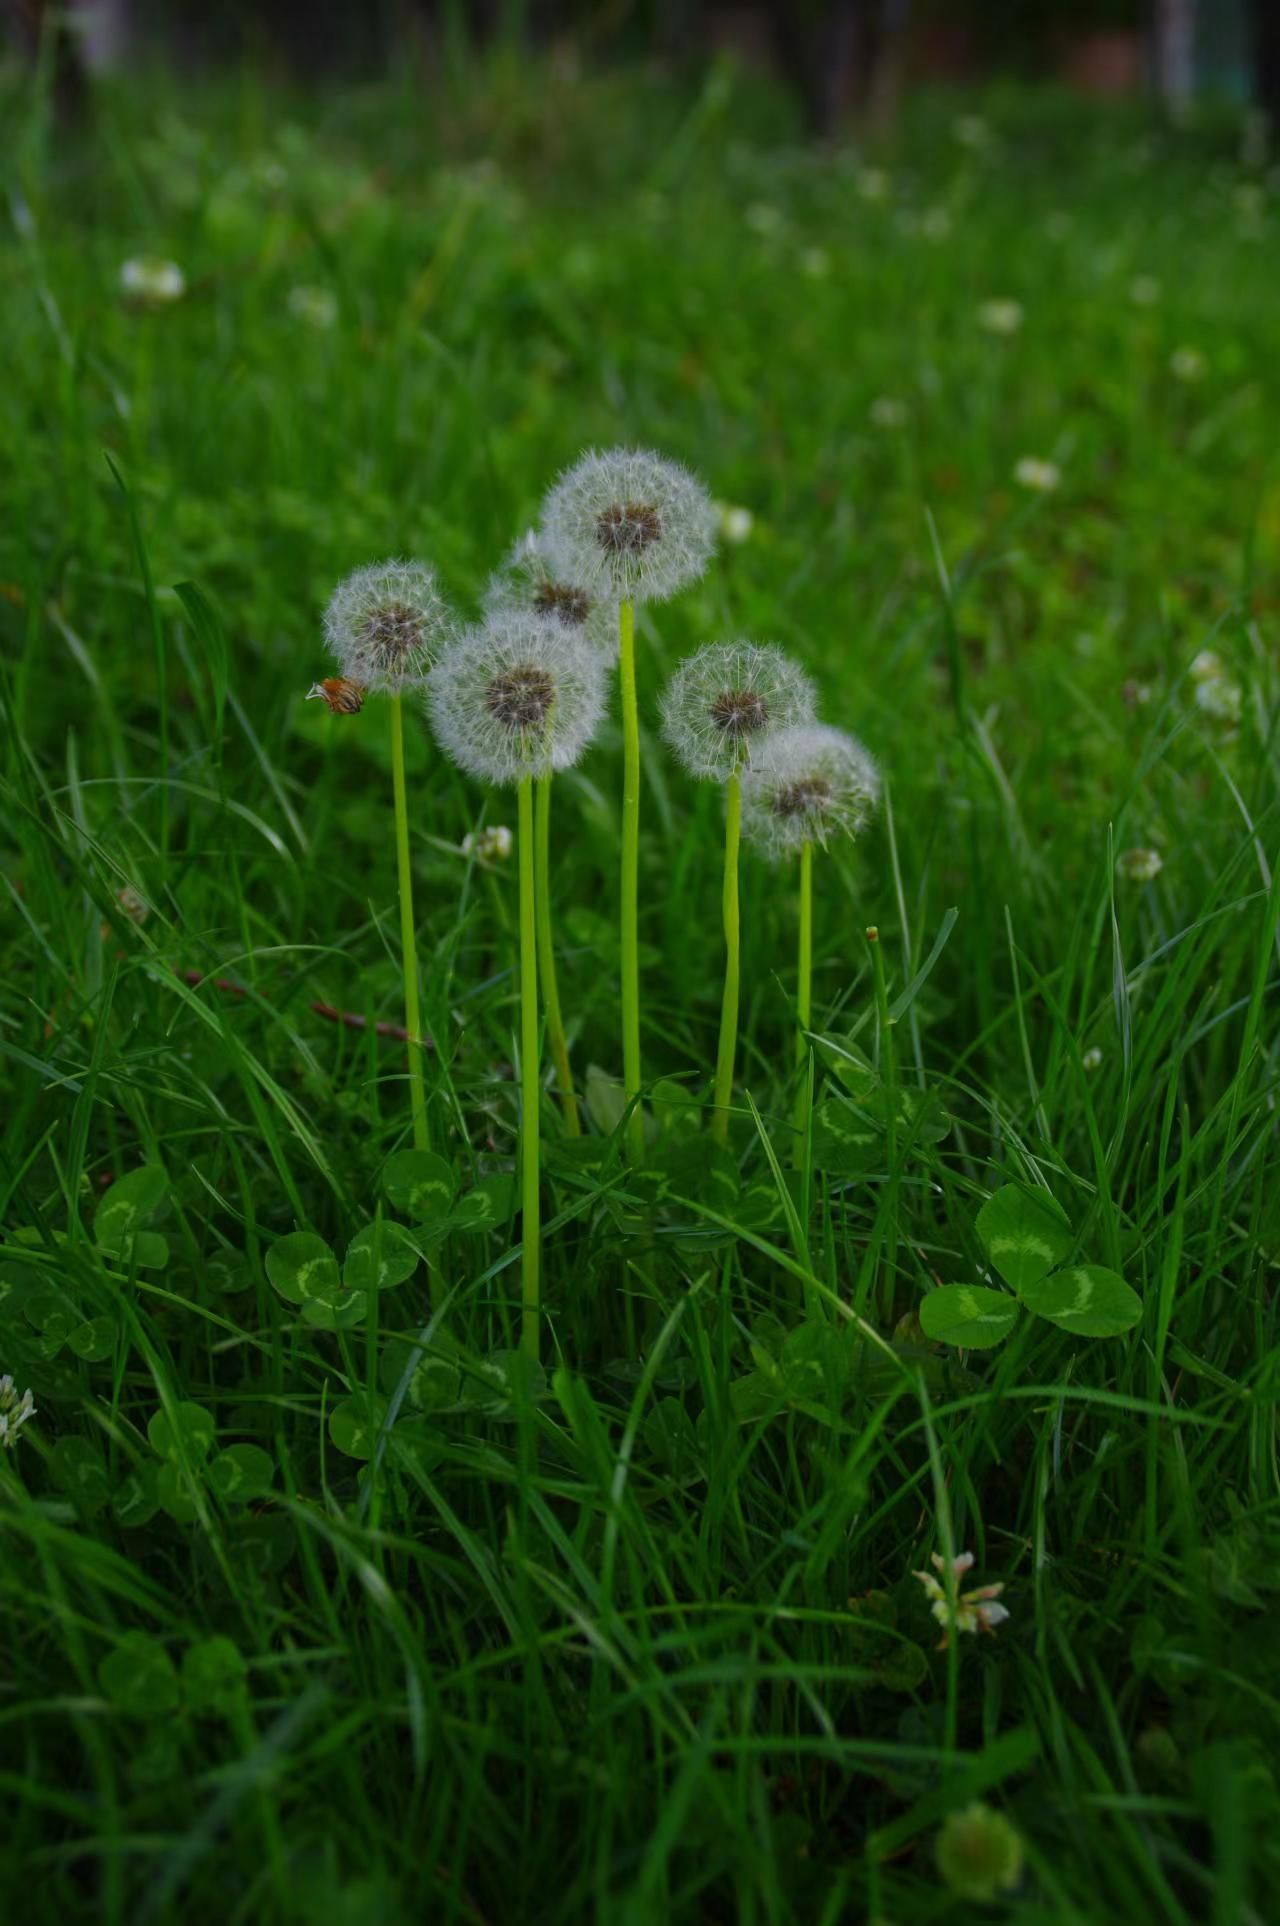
left=427, top=611, right=608, bottom=786
left=741, top=724, right=879, bottom=861
left=661, top=643, right=816, bottom=782
left=323, top=560, right=453, bottom=693
left=483, top=528, right=616, bottom=655
left=0, top=1376, right=35, bottom=1451
left=542, top=448, right=717, bottom=604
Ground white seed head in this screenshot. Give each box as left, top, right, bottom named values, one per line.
left=483, top=528, right=618, bottom=656
left=323, top=560, right=453, bottom=693
left=541, top=447, right=716, bottom=604
left=660, top=642, right=816, bottom=783
left=426, top=611, right=608, bottom=786
left=741, top=722, right=879, bottom=859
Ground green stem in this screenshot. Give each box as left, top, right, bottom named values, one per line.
left=869, top=924, right=898, bottom=1321
left=618, top=598, right=645, bottom=1163
left=389, top=694, right=430, bottom=1153
left=535, top=770, right=579, bottom=1135
left=711, top=771, right=742, bottom=1147
left=517, top=776, right=541, bottom=1362
left=792, top=837, right=814, bottom=1167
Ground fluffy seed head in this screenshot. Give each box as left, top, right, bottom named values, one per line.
left=541, top=447, right=716, bottom=603
left=483, top=528, right=618, bottom=656
left=323, top=560, right=453, bottom=693
left=426, top=612, right=608, bottom=786
left=741, top=723, right=880, bottom=859
left=660, top=642, right=816, bottom=782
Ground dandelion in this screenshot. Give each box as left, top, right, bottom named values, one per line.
left=1117, top=847, right=1163, bottom=882
left=321, top=560, right=455, bottom=1160
left=662, top=644, right=815, bottom=1145
left=288, top=284, right=338, bottom=329
left=543, top=447, right=716, bottom=1162
left=1129, top=274, right=1161, bottom=306
left=461, top=824, right=513, bottom=863
left=1194, top=676, right=1242, bottom=725
left=717, top=503, right=754, bottom=544
left=742, top=724, right=879, bottom=1161
left=427, top=615, right=609, bottom=1357
left=978, top=298, right=1022, bottom=336
left=484, top=527, right=617, bottom=658
left=120, top=256, right=186, bottom=304
left=0, top=1376, right=36, bottom=1451
left=869, top=396, right=907, bottom=429
left=1014, top=456, right=1060, bottom=493
left=1170, top=346, right=1206, bottom=381
left=935, top=1804, right=1024, bottom=1903
left=913, top=1550, right=1009, bottom=1649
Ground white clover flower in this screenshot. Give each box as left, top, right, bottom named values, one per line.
left=869, top=396, right=907, bottom=429
left=426, top=612, right=608, bottom=787
left=0, top=1376, right=36, bottom=1451
left=484, top=528, right=617, bottom=655
left=461, top=824, right=513, bottom=862
left=1129, top=274, right=1161, bottom=306
left=978, top=298, right=1023, bottom=336
left=1190, top=649, right=1224, bottom=682
left=1117, top=847, right=1163, bottom=882
left=1194, top=676, right=1243, bottom=724
left=716, top=503, right=754, bottom=544
left=799, top=246, right=831, bottom=278
left=913, top=1550, right=1008, bottom=1650
left=660, top=642, right=815, bottom=783
left=1014, top=456, right=1060, bottom=493
left=741, top=723, right=879, bottom=861
left=288, top=284, right=338, bottom=329
left=541, top=447, right=716, bottom=605
left=120, top=256, right=186, bottom=303
left=323, top=560, right=453, bottom=694
left=1170, top=346, right=1206, bottom=381
left=1082, top=1045, right=1103, bottom=1072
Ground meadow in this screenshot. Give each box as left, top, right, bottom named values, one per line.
left=2, top=44, right=1280, bottom=1924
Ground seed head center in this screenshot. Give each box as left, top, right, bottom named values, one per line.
left=485, top=664, right=556, bottom=731
left=772, top=775, right=832, bottom=818
left=596, top=501, right=662, bottom=555
left=360, top=601, right=422, bottom=665
left=709, top=687, right=770, bottom=739
left=533, top=580, right=593, bottom=627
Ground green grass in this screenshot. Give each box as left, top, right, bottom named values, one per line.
left=3, top=45, right=1280, bottom=1923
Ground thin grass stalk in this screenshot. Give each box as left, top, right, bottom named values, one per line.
left=711, top=770, right=742, bottom=1146
left=792, top=838, right=814, bottom=1166
left=534, top=769, right=579, bottom=1134
left=517, top=774, right=541, bottom=1360
left=618, top=597, right=645, bottom=1162
left=388, top=693, right=430, bottom=1153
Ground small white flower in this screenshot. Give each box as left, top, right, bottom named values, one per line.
left=1014, top=457, right=1060, bottom=493
left=288, top=284, right=338, bottom=329
left=0, top=1376, right=36, bottom=1451
left=717, top=503, right=754, bottom=545
left=1082, top=1046, right=1103, bottom=1072
left=323, top=560, right=454, bottom=694
left=913, top=1551, right=1008, bottom=1649
left=869, top=396, right=907, bottom=429
left=1194, top=677, right=1243, bottom=725
left=461, top=824, right=513, bottom=862
left=661, top=642, right=816, bottom=783
left=542, top=447, right=716, bottom=606
left=427, top=612, right=608, bottom=787
left=856, top=167, right=890, bottom=203
left=799, top=245, right=831, bottom=278
left=120, top=256, right=186, bottom=304
left=1190, top=649, right=1224, bottom=682
left=978, top=298, right=1023, bottom=336
left=1170, top=346, right=1206, bottom=381
left=1117, top=847, right=1163, bottom=883
left=1129, top=274, right=1161, bottom=306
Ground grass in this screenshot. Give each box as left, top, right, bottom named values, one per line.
left=3, top=42, right=1280, bottom=1924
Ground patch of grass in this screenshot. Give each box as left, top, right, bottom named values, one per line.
left=2, top=47, right=1279, bottom=1924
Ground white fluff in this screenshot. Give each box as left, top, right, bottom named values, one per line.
left=426, top=611, right=609, bottom=787
left=660, top=642, right=816, bottom=783
left=541, top=447, right=716, bottom=604
left=740, top=723, right=880, bottom=860
left=323, top=559, right=454, bottom=693
left=483, top=527, right=619, bottom=658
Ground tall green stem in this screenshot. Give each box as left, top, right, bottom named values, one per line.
left=534, top=770, right=579, bottom=1135
left=711, top=771, right=742, bottom=1147
left=389, top=694, right=430, bottom=1153
left=792, top=838, right=814, bottom=1166
left=618, top=598, right=645, bottom=1163
left=869, top=925, right=898, bottom=1321
left=517, top=776, right=541, bottom=1362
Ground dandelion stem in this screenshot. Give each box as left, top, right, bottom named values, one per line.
left=711, top=770, right=742, bottom=1147
left=388, top=693, right=430, bottom=1153
left=517, top=774, right=541, bottom=1362
left=618, top=597, right=645, bottom=1163
left=792, top=838, right=813, bottom=1166
left=534, top=770, right=579, bottom=1135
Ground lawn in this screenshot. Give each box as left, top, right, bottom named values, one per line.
left=2, top=44, right=1279, bottom=1924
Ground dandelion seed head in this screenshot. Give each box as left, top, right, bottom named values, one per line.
left=542, top=447, right=716, bottom=604
left=484, top=528, right=617, bottom=656
left=741, top=723, right=879, bottom=859
left=323, top=560, right=453, bottom=693
left=427, top=611, right=608, bottom=786
left=661, top=643, right=816, bottom=783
